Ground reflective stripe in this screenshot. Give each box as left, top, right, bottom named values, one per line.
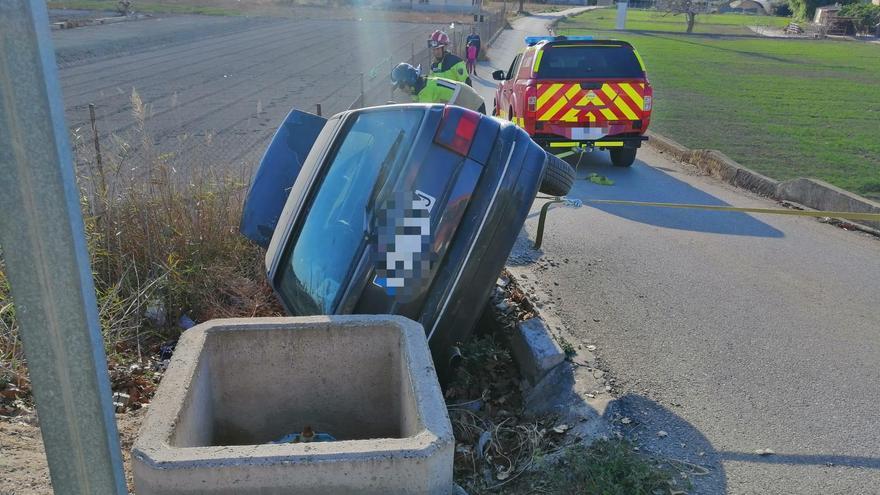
left=533, top=50, right=544, bottom=73
left=619, top=83, right=644, bottom=110
left=633, top=50, right=647, bottom=71
left=596, top=141, right=624, bottom=147
left=549, top=142, right=578, bottom=147
left=537, top=83, right=563, bottom=109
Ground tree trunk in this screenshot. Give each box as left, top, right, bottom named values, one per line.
left=686, top=12, right=695, bottom=33
left=519, top=0, right=524, bottom=14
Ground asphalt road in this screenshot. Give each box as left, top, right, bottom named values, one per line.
left=53, top=14, right=435, bottom=175
left=476, top=10, right=880, bottom=495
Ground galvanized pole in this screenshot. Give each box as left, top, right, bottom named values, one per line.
left=0, top=1, right=128, bottom=494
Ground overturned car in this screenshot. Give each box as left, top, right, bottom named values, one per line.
left=240, top=104, right=573, bottom=376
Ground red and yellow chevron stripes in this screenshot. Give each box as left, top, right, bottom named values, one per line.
left=535, top=82, right=645, bottom=123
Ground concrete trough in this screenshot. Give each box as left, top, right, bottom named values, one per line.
left=133, top=315, right=455, bottom=495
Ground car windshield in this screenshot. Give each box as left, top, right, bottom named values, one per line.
left=275, top=108, right=424, bottom=315
left=536, top=45, right=643, bottom=79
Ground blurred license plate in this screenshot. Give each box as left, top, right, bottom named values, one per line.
left=571, top=128, right=608, bottom=140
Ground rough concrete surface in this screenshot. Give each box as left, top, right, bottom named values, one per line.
left=510, top=317, right=565, bottom=384
left=478, top=12, right=880, bottom=495
left=133, top=315, right=454, bottom=495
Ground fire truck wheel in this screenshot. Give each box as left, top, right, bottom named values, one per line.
left=540, top=153, right=576, bottom=197
left=610, top=148, right=637, bottom=167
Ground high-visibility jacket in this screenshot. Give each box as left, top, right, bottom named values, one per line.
left=430, top=52, right=471, bottom=86
left=413, top=77, right=485, bottom=114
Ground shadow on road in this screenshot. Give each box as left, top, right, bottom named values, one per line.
left=521, top=362, right=728, bottom=494
left=550, top=151, right=785, bottom=238
left=608, top=393, right=728, bottom=494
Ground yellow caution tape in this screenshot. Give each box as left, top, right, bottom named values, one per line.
left=582, top=199, right=880, bottom=222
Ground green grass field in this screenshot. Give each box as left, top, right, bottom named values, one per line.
left=559, top=10, right=880, bottom=199
left=575, top=8, right=790, bottom=35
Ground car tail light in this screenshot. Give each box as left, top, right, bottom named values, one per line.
left=643, top=95, right=653, bottom=111
left=526, top=86, right=537, bottom=115
left=434, top=105, right=480, bottom=156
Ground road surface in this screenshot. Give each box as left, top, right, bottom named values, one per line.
left=476, top=10, right=880, bottom=495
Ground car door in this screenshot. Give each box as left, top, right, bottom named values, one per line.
left=500, top=53, right=521, bottom=119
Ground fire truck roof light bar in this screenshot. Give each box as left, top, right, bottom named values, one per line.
left=524, top=35, right=594, bottom=46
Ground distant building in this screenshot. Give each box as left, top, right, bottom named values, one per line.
left=813, top=5, right=841, bottom=25
left=728, top=0, right=772, bottom=14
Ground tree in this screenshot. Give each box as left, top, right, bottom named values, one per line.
left=839, top=3, right=880, bottom=35
left=663, top=0, right=702, bottom=33
left=787, top=0, right=858, bottom=21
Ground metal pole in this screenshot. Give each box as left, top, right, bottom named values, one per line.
left=360, top=72, right=365, bottom=107
left=534, top=199, right=565, bottom=250
left=0, top=2, right=128, bottom=494
left=316, top=103, right=322, bottom=116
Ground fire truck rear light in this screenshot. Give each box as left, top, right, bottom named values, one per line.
left=527, top=96, right=537, bottom=112
left=434, top=106, right=481, bottom=156
left=643, top=96, right=652, bottom=111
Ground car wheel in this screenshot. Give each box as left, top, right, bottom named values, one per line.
left=539, top=153, right=576, bottom=197
left=492, top=99, right=499, bottom=116
left=610, top=148, right=637, bottom=167
left=509, top=107, right=514, bottom=122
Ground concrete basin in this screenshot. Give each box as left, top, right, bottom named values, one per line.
left=133, top=315, right=454, bottom=494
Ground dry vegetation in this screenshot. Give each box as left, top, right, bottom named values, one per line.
left=0, top=87, right=282, bottom=416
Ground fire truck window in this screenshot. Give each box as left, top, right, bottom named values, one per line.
left=536, top=46, right=643, bottom=79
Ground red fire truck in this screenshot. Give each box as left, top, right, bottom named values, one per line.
left=493, top=36, right=652, bottom=167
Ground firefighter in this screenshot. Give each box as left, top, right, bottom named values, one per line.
left=428, top=30, right=472, bottom=86
left=391, top=63, right=485, bottom=114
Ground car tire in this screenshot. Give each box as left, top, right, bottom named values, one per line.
left=540, top=153, right=576, bottom=197
left=610, top=148, right=637, bottom=167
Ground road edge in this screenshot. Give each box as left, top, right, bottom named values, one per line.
left=646, top=130, right=880, bottom=234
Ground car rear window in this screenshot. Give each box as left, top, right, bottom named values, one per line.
left=275, top=108, right=424, bottom=315
left=536, top=45, right=643, bottom=79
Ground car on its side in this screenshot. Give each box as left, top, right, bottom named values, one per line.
left=493, top=36, right=653, bottom=167
left=240, top=103, right=573, bottom=378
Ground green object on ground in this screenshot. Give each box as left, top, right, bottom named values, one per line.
left=559, top=9, right=880, bottom=199
left=587, top=173, right=614, bottom=186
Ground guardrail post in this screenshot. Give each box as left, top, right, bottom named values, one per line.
left=0, top=1, right=128, bottom=494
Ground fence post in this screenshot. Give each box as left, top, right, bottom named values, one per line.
left=88, top=103, right=107, bottom=200
left=0, top=1, right=128, bottom=494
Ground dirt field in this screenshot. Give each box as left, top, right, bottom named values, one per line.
left=0, top=411, right=145, bottom=494
left=53, top=13, right=444, bottom=175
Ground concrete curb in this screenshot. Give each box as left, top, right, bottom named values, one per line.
left=646, top=130, right=880, bottom=232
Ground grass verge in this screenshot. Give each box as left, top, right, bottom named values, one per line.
left=559, top=9, right=880, bottom=199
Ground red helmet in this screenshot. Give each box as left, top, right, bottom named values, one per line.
left=428, top=30, right=450, bottom=48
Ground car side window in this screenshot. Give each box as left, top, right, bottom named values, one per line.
left=506, top=54, right=521, bottom=80
left=518, top=51, right=534, bottom=79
